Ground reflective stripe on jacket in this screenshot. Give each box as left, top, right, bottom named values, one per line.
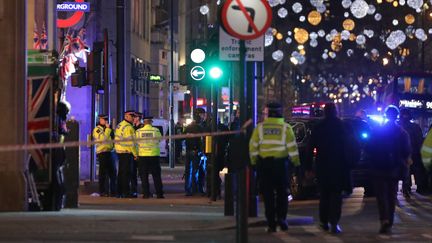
left=115, top=120, right=138, bottom=157
left=93, top=125, right=113, bottom=154
left=135, top=124, right=161, bottom=157
left=421, top=131, right=432, bottom=172
left=249, top=117, right=300, bottom=166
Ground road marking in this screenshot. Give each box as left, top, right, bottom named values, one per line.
left=423, top=234, right=432, bottom=239
left=131, top=235, right=174, bottom=241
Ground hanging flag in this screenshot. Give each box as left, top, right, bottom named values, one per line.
left=40, top=22, right=48, bottom=50
left=33, top=23, right=40, bottom=49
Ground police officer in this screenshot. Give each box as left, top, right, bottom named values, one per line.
left=183, top=112, right=205, bottom=196
left=366, top=105, right=411, bottom=234
left=93, top=114, right=116, bottom=197
left=421, top=129, right=432, bottom=193
left=115, top=110, right=138, bottom=198
left=130, top=112, right=144, bottom=197
left=249, top=102, right=300, bottom=233
left=135, top=116, right=164, bottom=198
left=400, top=109, right=428, bottom=195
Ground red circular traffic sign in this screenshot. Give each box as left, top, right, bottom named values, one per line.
left=221, top=0, right=272, bottom=40
left=57, top=0, right=85, bottom=28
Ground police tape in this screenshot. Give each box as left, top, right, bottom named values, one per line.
left=0, top=119, right=252, bottom=152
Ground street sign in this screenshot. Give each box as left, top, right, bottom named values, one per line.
left=190, top=66, right=205, bottom=81
left=221, top=0, right=272, bottom=40
left=219, top=27, right=264, bottom=61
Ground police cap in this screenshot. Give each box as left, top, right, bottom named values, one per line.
left=385, top=105, right=399, bottom=120
left=135, top=112, right=143, bottom=119
left=124, top=110, right=136, bottom=116
left=143, top=116, right=153, bottom=121
left=97, top=114, right=109, bottom=120
left=266, top=102, right=282, bottom=111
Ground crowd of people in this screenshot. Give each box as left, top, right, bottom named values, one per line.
left=92, top=102, right=431, bottom=235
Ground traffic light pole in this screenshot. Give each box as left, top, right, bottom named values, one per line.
left=237, top=40, right=248, bottom=243
left=168, top=0, right=175, bottom=168
left=211, top=83, right=218, bottom=201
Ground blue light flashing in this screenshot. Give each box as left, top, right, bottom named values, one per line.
left=361, top=132, right=368, bottom=139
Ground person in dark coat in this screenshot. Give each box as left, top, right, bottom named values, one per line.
left=183, top=113, right=205, bottom=196
left=308, top=103, right=356, bottom=234
left=366, top=105, right=411, bottom=234
left=399, top=109, right=428, bottom=196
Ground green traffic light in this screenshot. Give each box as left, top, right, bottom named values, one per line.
left=209, top=66, right=223, bottom=79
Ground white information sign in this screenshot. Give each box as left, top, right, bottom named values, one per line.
left=219, top=27, right=264, bottom=61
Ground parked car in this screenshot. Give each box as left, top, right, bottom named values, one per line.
left=152, top=118, right=169, bottom=163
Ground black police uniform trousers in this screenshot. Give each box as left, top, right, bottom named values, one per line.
left=130, top=158, right=138, bottom=195
left=117, top=153, right=134, bottom=197
left=373, top=176, right=399, bottom=225
left=138, top=156, right=164, bottom=197
left=185, top=150, right=204, bottom=195
left=97, top=151, right=117, bottom=196
left=257, top=157, right=290, bottom=228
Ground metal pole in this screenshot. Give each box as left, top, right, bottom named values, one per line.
left=247, top=61, right=258, bottom=217
left=237, top=40, right=248, bottom=243
left=103, top=29, right=110, bottom=115
left=211, top=83, right=218, bottom=201
left=116, top=0, right=125, bottom=121
left=169, top=0, right=175, bottom=168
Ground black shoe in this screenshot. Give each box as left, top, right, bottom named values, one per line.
left=319, top=222, right=330, bottom=231
left=403, top=191, right=411, bottom=199
left=279, top=220, right=288, bottom=231
left=266, top=226, right=276, bottom=233
left=379, top=223, right=392, bottom=234
left=330, top=224, right=342, bottom=234
left=157, top=195, right=165, bottom=199
left=142, top=194, right=150, bottom=199
left=185, top=192, right=193, bottom=196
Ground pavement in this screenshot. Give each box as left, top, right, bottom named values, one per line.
left=0, top=166, right=432, bottom=242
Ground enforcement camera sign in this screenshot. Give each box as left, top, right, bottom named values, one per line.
left=219, top=27, right=263, bottom=61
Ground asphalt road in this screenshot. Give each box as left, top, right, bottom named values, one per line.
left=0, top=168, right=431, bottom=242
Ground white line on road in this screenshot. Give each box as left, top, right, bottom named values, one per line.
left=422, top=234, right=432, bottom=239
left=131, top=235, right=174, bottom=241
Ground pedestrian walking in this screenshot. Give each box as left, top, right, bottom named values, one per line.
left=399, top=109, right=429, bottom=196
left=183, top=112, right=205, bottom=196
left=366, top=105, right=411, bottom=234
left=308, top=103, right=358, bottom=234
left=135, top=116, right=164, bottom=198
left=115, top=110, right=138, bottom=198
left=249, top=102, right=300, bottom=233
left=93, top=114, right=116, bottom=197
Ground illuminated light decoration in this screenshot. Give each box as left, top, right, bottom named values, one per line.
left=342, top=0, right=353, bottom=8
left=308, top=11, right=322, bottom=25
left=364, top=29, right=374, bottom=38
left=377, top=0, right=383, bottom=3
left=399, top=48, right=410, bottom=56
left=322, top=52, right=329, bottom=59
left=278, top=7, right=288, bottom=18
left=299, top=49, right=306, bottom=55
left=350, top=0, right=369, bottom=18
left=318, top=29, right=326, bottom=37
left=285, top=37, right=293, bottom=44
left=382, top=57, right=389, bottom=65
left=349, top=33, right=356, bottom=41
left=298, top=45, right=304, bottom=50
left=57, top=0, right=87, bottom=28
left=294, top=28, right=309, bottom=44
left=386, top=30, right=406, bottom=49
left=299, top=16, right=306, bottom=22
left=393, top=19, right=399, bottom=25
left=329, top=52, right=337, bottom=59
left=400, top=0, right=406, bottom=5
left=405, top=14, right=415, bottom=24
left=393, top=1, right=399, bottom=7
left=386, top=0, right=393, bottom=2
left=374, top=13, right=382, bottom=21
left=290, top=56, right=299, bottom=65
left=310, top=38, right=318, bottom=47
left=407, top=0, right=424, bottom=10
left=368, top=4, right=376, bottom=14
left=272, top=50, right=284, bottom=61
left=200, top=5, right=210, bottom=15
left=415, top=28, right=428, bottom=41
left=292, top=2, right=303, bottom=13
left=310, top=0, right=324, bottom=7
left=331, top=34, right=343, bottom=51
left=276, top=32, right=283, bottom=40
left=343, top=18, right=356, bottom=30
left=356, top=34, right=366, bottom=45
left=428, top=28, right=432, bottom=34
left=268, top=0, right=280, bottom=7
left=347, top=48, right=354, bottom=56
left=272, top=28, right=278, bottom=36
left=344, top=12, right=350, bottom=17
left=279, top=0, right=287, bottom=4
left=310, top=32, right=318, bottom=39
left=265, top=34, right=274, bottom=46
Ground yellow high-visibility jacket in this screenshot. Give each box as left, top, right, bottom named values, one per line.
left=115, top=120, right=138, bottom=157
left=135, top=124, right=161, bottom=157
left=93, top=125, right=113, bottom=154
left=249, top=117, right=300, bottom=166
left=421, top=130, right=432, bottom=172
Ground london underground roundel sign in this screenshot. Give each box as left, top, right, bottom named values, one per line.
left=57, top=0, right=88, bottom=28
left=221, top=0, right=272, bottom=40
